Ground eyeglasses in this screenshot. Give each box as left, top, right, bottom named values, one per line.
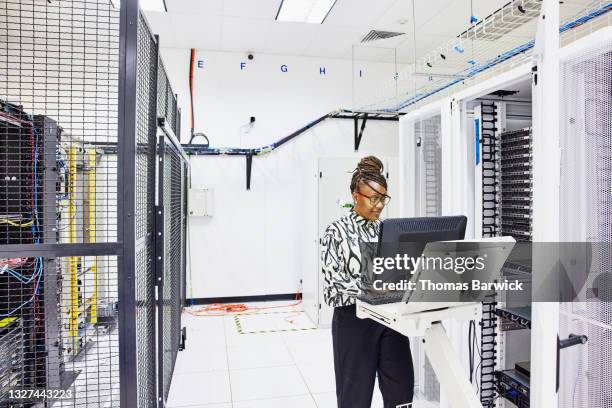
left=355, top=191, right=391, bottom=206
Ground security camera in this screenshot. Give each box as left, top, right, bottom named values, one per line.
left=247, top=53, right=254, bottom=60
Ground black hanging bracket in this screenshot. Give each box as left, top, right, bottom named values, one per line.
left=246, top=151, right=253, bottom=190
left=354, top=113, right=369, bottom=152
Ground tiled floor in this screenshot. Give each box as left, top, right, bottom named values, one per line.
left=166, top=301, right=387, bottom=408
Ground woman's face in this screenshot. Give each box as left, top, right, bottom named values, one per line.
left=352, top=181, right=387, bottom=221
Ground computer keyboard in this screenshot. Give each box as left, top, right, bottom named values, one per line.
left=358, top=290, right=405, bottom=305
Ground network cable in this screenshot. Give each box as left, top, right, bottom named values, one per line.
left=0, top=258, right=43, bottom=318
left=0, top=219, right=34, bottom=227
left=0, top=109, right=44, bottom=319
left=1, top=258, right=41, bottom=284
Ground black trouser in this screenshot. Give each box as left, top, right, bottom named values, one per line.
left=332, top=304, right=414, bottom=408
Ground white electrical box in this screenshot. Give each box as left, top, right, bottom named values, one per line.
left=188, top=187, right=213, bottom=217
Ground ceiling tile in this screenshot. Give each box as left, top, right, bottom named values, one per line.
left=171, top=13, right=223, bottom=50
left=220, top=17, right=273, bottom=53
left=263, top=22, right=320, bottom=56
left=372, top=0, right=453, bottom=33
left=223, top=0, right=282, bottom=19
left=323, top=0, right=396, bottom=28
left=143, top=10, right=177, bottom=47
left=303, top=26, right=365, bottom=58
left=165, top=0, right=224, bottom=15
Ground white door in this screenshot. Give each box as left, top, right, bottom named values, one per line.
left=316, top=156, right=399, bottom=327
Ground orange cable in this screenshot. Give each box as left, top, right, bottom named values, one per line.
left=188, top=48, right=196, bottom=134
left=184, top=290, right=302, bottom=317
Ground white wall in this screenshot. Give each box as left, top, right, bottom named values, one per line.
left=161, top=48, right=399, bottom=298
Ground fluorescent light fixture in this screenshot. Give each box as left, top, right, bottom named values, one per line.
left=140, top=0, right=167, bottom=12
left=109, top=0, right=167, bottom=12
left=276, top=0, right=338, bottom=24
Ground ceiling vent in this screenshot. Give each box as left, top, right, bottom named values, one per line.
left=361, top=30, right=404, bottom=43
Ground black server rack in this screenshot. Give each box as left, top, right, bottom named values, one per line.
left=0, top=100, right=60, bottom=405
left=491, top=126, right=534, bottom=407
left=500, top=128, right=533, bottom=241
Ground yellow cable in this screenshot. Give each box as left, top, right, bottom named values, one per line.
left=68, top=147, right=78, bottom=339
left=88, top=149, right=98, bottom=324
left=0, top=219, right=33, bottom=227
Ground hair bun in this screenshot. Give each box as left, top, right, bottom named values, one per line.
left=350, top=155, right=387, bottom=193
left=357, top=155, right=384, bottom=174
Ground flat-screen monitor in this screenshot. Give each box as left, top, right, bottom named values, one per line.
left=371, top=216, right=468, bottom=282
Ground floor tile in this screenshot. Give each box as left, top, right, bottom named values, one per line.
left=230, top=365, right=310, bottom=402
left=182, top=311, right=227, bottom=334
left=286, top=339, right=334, bottom=367
left=227, top=342, right=293, bottom=370
left=297, top=362, right=335, bottom=394
left=231, top=313, right=279, bottom=333
left=224, top=317, right=286, bottom=347
left=173, top=342, right=228, bottom=374
left=271, top=311, right=317, bottom=331
left=312, top=391, right=336, bottom=408
left=166, top=371, right=231, bottom=407
left=173, top=328, right=228, bottom=374
left=233, top=394, right=317, bottom=408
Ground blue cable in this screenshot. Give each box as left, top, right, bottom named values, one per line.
left=2, top=258, right=41, bottom=284
left=31, top=126, right=41, bottom=244
left=0, top=122, right=45, bottom=318
left=0, top=259, right=44, bottom=317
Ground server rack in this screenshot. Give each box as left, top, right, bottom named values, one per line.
left=473, top=98, right=535, bottom=408
left=500, top=128, right=533, bottom=242
left=0, top=102, right=61, bottom=403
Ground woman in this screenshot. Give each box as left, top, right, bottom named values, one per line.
left=321, top=156, right=414, bottom=408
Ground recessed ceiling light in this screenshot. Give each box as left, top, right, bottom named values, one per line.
left=109, top=0, right=167, bottom=11
left=276, top=0, right=338, bottom=24
left=397, top=18, right=408, bottom=25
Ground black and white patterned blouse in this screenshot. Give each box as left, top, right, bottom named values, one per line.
left=321, top=209, right=381, bottom=307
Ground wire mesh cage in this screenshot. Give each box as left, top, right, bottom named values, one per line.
left=156, top=133, right=188, bottom=406
left=157, top=59, right=180, bottom=138
left=0, top=0, right=185, bottom=407
left=0, top=0, right=123, bottom=406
